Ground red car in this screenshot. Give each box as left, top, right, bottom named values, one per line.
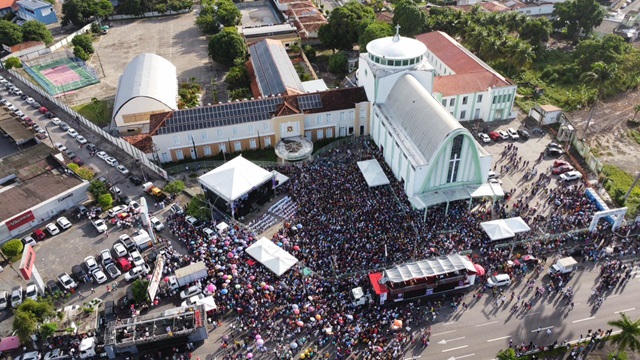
left=24, top=118, right=35, bottom=126
left=489, top=131, right=501, bottom=141
left=72, top=157, right=84, bottom=166
left=116, top=257, right=132, bottom=271
left=552, top=165, right=574, bottom=175
left=33, top=229, right=46, bottom=240
left=553, top=160, right=569, bottom=167
left=39, top=106, right=48, bottom=114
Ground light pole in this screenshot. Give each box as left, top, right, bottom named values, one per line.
left=44, top=123, right=55, bottom=148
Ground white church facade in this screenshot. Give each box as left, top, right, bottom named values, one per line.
left=357, top=30, right=501, bottom=209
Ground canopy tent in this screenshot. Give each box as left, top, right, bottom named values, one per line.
left=379, top=254, right=476, bottom=284
left=357, top=159, right=390, bottom=187
left=272, top=170, right=290, bottom=188
left=409, top=182, right=504, bottom=210
left=216, top=222, right=229, bottom=232
left=191, top=296, right=217, bottom=311
left=480, top=217, right=531, bottom=241
left=198, top=156, right=274, bottom=203
left=245, top=237, right=299, bottom=276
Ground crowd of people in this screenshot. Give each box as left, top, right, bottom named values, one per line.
left=148, top=138, right=639, bottom=359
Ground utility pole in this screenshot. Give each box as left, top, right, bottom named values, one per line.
left=95, top=51, right=106, bottom=78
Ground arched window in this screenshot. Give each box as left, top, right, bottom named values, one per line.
left=446, top=134, right=464, bottom=183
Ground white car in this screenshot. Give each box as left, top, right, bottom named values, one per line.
left=99, top=249, right=113, bottom=267
left=6, top=103, right=17, bottom=111
left=76, top=135, right=87, bottom=144
left=54, top=142, right=67, bottom=152
left=96, top=151, right=109, bottom=160
left=107, top=205, right=127, bottom=218
left=150, top=216, right=164, bottom=231
left=110, top=186, right=121, bottom=195
left=67, top=128, right=78, bottom=137
left=21, top=235, right=37, bottom=248
left=84, top=256, right=99, bottom=273
left=498, top=130, right=509, bottom=140
left=92, top=219, right=107, bottom=233
left=91, top=268, right=107, bottom=284
left=507, top=128, right=519, bottom=140
left=180, top=285, right=202, bottom=300
left=46, top=223, right=60, bottom=236
left=186, top=216, right=199, bottom=226
left=477, top=133, right=491, bottom=143
left=124, top=265, right=149, bottom=282
left=58, top=272, right=77, bottom=290
left=25, top=283, right=38, bottom=300
left=14, top=110, right=24, bottom=117
left=559, top=171, right=583, bottom=182
left=16, top=351, right=39, bottom=360
left=56, top=216, right=72, bottom=230
left=116, top=165, right=129, bottom=175
left=113, top=242, right=128, bottom=258
left=130, top=201, right=141, bottom=213
left=105, top=157, right=119, bottom=167
left=181, top=293, right=205, bottom=307
left=105, top=263, right=121, bottom=279
left=50, top=117, right=61, bottom=125
left=129, top=250, right=144, bottom=267
left=486, top=274, right=512, bottom=288
left=25, top=97, right=34, bottom=104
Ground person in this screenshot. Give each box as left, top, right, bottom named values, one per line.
left=546, top=328, right=552, bottom=337
left=91, top=288, right=95, bottom=294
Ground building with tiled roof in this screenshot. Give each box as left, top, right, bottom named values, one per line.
left=416, top=31, right=516, bottom=122
left=274, top=0, right=327, bottom=40
left=141, top=87, right=369, bottom=163
left=0, top=0, right=15, bottom=15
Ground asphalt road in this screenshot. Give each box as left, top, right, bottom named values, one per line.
left=413, top=261, right=640, bottom=360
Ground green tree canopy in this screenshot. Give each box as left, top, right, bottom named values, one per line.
left=195, top=6, right=220, bottom=34
left=328, top=52, right=348, bottom=74
left=18, top=299, right=55, bottom=320
left=358, top=21, right=393, bottom=52
left=552, top=0, right=605, bottom=40
left=0, top=20, right=23, bottom=46
left=319, top=2, right=375, bottom=51
left=608, top=313, right=640, bottom=357
left=131, top=279, right=150, bottom=303
left=163, top=180, right=185, bottom=195
left=574, top=34, right=631, bottom=70
left=519, top=17, right=552, bottom=49
left=215, top=0, right=241, bottom=27
left=4, top=57, right=21, bottom=69
left=98, top=193, right=113, bottom=208
left=208, top=27, right=247, bottom=66
left=61, top=0, right=113, bottom=26
left=186, top=194, right=210, bottom=221
left=225, top=65, right=250, bottom=89
left=118, top=0, right=144, bottom=16
left=13, top=310, right=37, bottom=343
left=72, top=34, right=95, bottom=54
left=2, top=239, right=23, bottom=257
left=73, top=46, right=89, bottom=61
left=393, top=0, right=426, bottom=37
left=21, top=21, right=53, bottom=44
left=89, top=179, right=108, bottom=197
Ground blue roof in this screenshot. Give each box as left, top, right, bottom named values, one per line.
left=17, top=0, right=52, bottom=10
left=249, top=39, right=304, bottom=97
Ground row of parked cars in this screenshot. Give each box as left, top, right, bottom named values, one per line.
left=478, top=128, right=530, bottom=143
left=0, top=283, right=39, bottom=310
left=20, top=216, right=73, bottom=248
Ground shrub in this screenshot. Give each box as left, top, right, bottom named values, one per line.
left=73, top=46, right=89, bottom=61
left=68, top=163, right=80, bottom=172
left=4, top=57, right=21, bottom=69
left=98, top=193, right=113, bottom=208
left=2, top=239, right=23, bottom=257
left=75, top=167, right=95, bottom=181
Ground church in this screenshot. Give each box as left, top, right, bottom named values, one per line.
left=357, top=29, right=504, bottom=210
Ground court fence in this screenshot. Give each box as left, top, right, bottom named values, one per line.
left=21, top=50, right=100, bottom=95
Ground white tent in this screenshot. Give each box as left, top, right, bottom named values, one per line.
left=245, top=237, right=298, bottom=276
left=357, top=159, right=390, bottom=187
left=192, top=296, right=217, bottom=311
left=480, top=217, right=531, bottom=241
left=198, top=156, right=273, bottom=203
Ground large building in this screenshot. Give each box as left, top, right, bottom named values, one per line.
left=358, top=31, right=497, bottom=207
left=248, top=39, right=305, bottom=98
left=0, top=144, right=90, bottom=243
left=112, top=54, right=178, bottom=134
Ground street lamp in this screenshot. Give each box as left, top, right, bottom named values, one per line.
left=44, top=122, right=56, bottom=148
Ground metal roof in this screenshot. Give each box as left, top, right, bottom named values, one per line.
left=249, top=39, right=304, bottom=97
left=380, top=254, right=476, bottom=284
left=17, top=0, right=51, bottom=10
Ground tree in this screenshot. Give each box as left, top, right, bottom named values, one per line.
left=519, top=17, right=552, bottom=49
left=359, top=21, right=393, bottom=52
left=319, top=2, right=375, bottom=51
left=553, top=0, right=605, bottom=40
left=75, top=167, right=95, bottom=180
left=74, top=46, right=89, bottom=61
left=608, top=313, right=640, bottom=358
left=186, top=194, right=210, bottom=221
left=392, top=0, right=426, bottom=37
left=225, top=65, right=249, bottom=89
left=72, top=34, right=94, bottom=55
left=164, top=180, right=185, bottom=195
left=195, top=6, right=220, bottom=34
left=89, top=179, right=107, bottom=197
left=303, top=44, right=316, bottom=62
left=229, top=88, right=251, bottom=100
left=496, top=348, right=518, bottom=360
left=13, top=310, right=37, bottom=343
left=98, top=193, right=113, bottom=208
left=0, top=20, right=23, bottom=46
left=21, top=21, right=53, bottom=44
left=68, top=163, right=80, bottom=172
left=1, top=239, right=23, bottom=257
left=632, top=104, right=640, bottom=122
left=215, top=0, right=241, bottom=27
left=93, top=0, right=114, bottom=19
left=580, top=61, right=618, bottom=136
left=208, top=28, right=247, bottom=66
left=62, top=0, right=110, bottom=26
left=90, top=97, right=105, bottom=120
left=328, top=52, right=348, bottom=74
left=4, top=57, right=22, bottom=69
left=118, top=0, right=144, bottom=16
left=40, top=323, right=58, bottom=340
left=18, top=299, right=55, bottom=320
left=131, top=279, right=150, bottom=303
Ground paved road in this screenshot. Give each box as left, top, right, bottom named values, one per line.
left=414, top=262, right=639, bottom=360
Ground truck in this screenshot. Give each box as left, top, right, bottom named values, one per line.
left=132, top=229, right=153, bottom=251
left=549, top=256, right=577, bottom=275
left=142, top=182, right=167, bottom=201
left=351, top=287, right=372, bottom=307
left=168, top=262, right=208, bottom=291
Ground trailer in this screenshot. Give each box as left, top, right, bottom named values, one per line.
left=169, top=262, right=208, bottom=290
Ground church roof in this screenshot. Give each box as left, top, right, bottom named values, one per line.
left=381, top=75, right=464, bottom=166
left=366, top=33, right=426, bottom=60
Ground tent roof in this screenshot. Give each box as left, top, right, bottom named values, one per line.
left=245, top=237, right=299, bottom=276
left=192, top=296, right=217, bottom=311
left=409, top=182, right=504, bottom=210
left=357, top=159, right=390, bottom=187
left=480, top=217, right=531, bottom=241
left=380, top=254, right=476, bottom=284
left=198, top=156, right=273, bottom=202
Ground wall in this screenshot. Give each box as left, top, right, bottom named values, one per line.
left=106, top=8, right=190, bottom=20
left=114, top=97, right=173, bottom=132
left=8, top=70, right=168, bottom=179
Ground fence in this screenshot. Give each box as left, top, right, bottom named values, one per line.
left=17, top=23, right=93, bottom=61
left=7, top=69, right=168, bottom=180
left=311, top=135, right=356, bottom=159
left=164, top=159, right=279, bottom=175
left=571, top=136, right=604, bottom=174
left=107, top=9, right=190, bottom=21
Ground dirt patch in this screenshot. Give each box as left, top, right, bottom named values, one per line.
left=568, top=90, right=640, bottom=175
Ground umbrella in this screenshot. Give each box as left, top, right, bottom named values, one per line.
left=474, top=264, right=486, bottom=276
left=207, top=284, right=215, bottom=292
left=220, top=289, right=228, bottom=295
left=257, top=338, right=264, bottom=346
left=255, top=334, right=262, bottom=340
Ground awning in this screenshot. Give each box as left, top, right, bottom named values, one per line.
left=245, top=237, right=298, bottom=276
left=357, top=159, right=390, bottom=187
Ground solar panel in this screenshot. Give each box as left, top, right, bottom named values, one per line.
left=298, top=94, right=322, bottom=110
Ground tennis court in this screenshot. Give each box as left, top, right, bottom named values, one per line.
left=22, top=51, right=100, bottom=96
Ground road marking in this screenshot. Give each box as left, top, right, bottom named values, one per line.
left=608, top=294, right=620, bottom=298
left=442, top=345, right=469, bottom=353
left=615, top=308, right=636, bottom=314
left=444, top=321, right=457, bottom=325
left=487, top=336, right=511, bottom=342
left=523, top=311, right=542, bottom=316
left=476, top=321, right=498, bottom=327
left=573, top=317, right=596, bottom=323
left=531, top=326, right=554, bottom=332
left=446, top=354, right=476, bottom=360
left=432, top=330, right=457, bottom=336
left=438, top=337, right=466, bottom=345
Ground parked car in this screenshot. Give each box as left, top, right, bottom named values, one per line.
left=84, top=256, right=99, bottom=273
left=45, top=223, right=60, bottom=236
left=107, top=205, right=127, bottom=218
left=559, top=171, right=583, bottom=182
left=552, top=165, right=574, bottom=175
left=91, top=268, right=108, bottom=284
left=124, top=265, right=149, bottom=281
left=497, top=130, right=509, bottom=140
left=486, top=274, right=511, bottom=288
left=72, top=264, right=90, bottom=283
left=116, top=165, right=129, bottom=175
left=46, top=280, right=62, bottom=295
left=170, top=204, right=183, bottom=214
left=181, top=294, right=205, bottom=307
left=21, top=235, right=37, bottom=248
left=117, top=257, right=133, bottom=272
left=86, top=143, right=97, bottom=152
left=33, top=228, right=46, bottom=241
left=76, top=135, right=87, bottom=144
left=54, top=143, right=67, bottom=152
left=477, top=133, right=491, bottom=143
left=11, top=286, right=23, bottom=308
left=59, top=122, right=70, bottom=131
left=96, top=151, right=109, bottom=160
left=553, top=160, right=569, bottom=167
left=186, top=216, right=199, bottom=227
left=113, top=242, right=128, bottom=258
left=546, top=147, right=564, bottom=156
left=489, top=131, right=501, bottom=141
left=150, top=217, right=164, bottom=231
left=99, top=249, right=113, bottom=267
left=180, top=285, right=202, bottom=300
left=105, top=157, right=119, bottom=167
left=92, top=219, right=108, bottom=233
left=129, top=175, right=142, bottom=185
left=58, top=273, right=77, bottom=290
left=25, top=283, right=38, bottom=300
left=129, top=250, right=144, bottom=267
left=67, top=128, right=78, bottom=137
left=56, top=216, right=72, bottom=230
left=119, top=235, right=136, bottom=251
left=105, top=263, right=121, bottom=279
left=0, top=291, right=7, bottom=310
left=517, top=129, right=530, bottom=139
left=507, top=128, right=519, bottom=140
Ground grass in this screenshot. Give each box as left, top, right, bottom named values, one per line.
left=602, top=164, right=640, bottom=218
left=627, top=129, right=640, bottom=145
left=72, top=100, right=112, bottom=127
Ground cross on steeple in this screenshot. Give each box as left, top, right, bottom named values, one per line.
left=393, top=24, right=401, bottom=41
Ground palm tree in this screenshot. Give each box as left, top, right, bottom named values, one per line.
left=579, top=61, right=618, bottom=137
left=608, top=313, right=640, bottom=358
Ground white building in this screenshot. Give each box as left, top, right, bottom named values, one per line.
left=358, top=31, right=499, bottom=209
left=416, top=31, right=517, bottom=122
left=112, top=54, right=178, bottom=134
